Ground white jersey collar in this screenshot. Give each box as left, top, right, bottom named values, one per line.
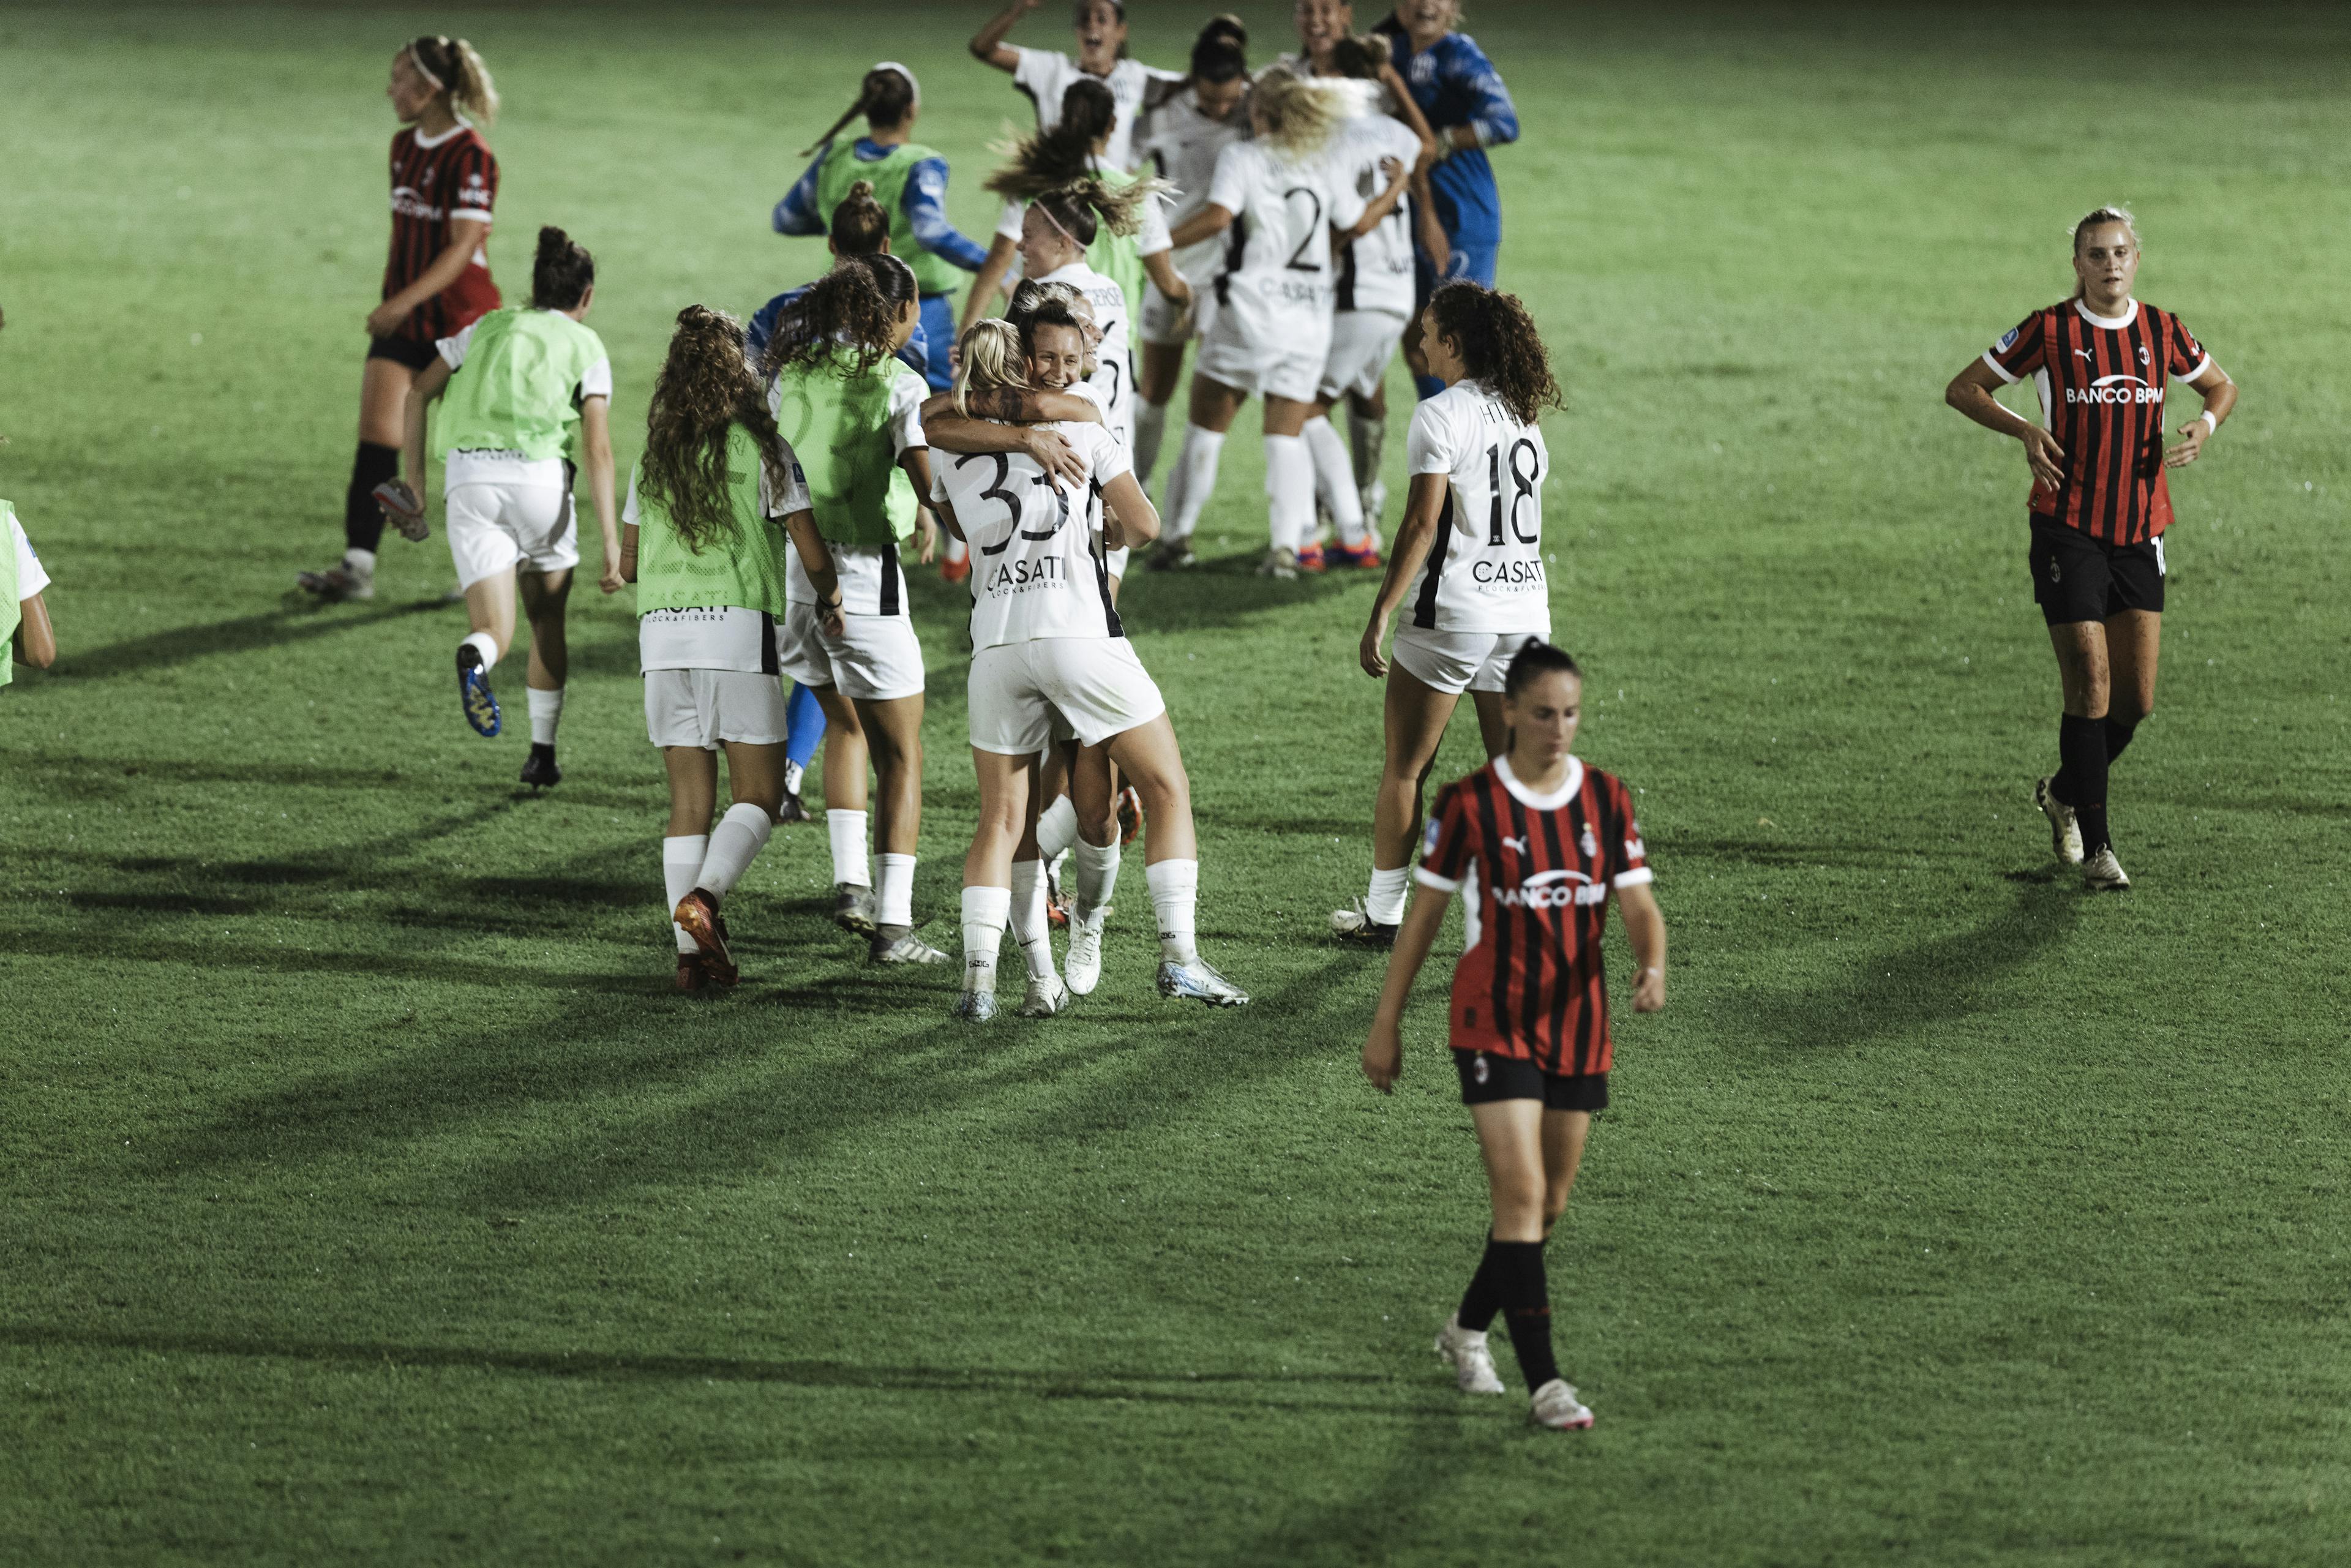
left=1495, top=754, right=1584, bottom=812
left=2072, top=297, right=2139, bottom=330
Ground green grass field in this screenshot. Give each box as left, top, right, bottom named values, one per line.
left=4, top=3, right=2348, bottom=1563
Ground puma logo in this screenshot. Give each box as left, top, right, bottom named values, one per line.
left=1501, top=835, right=1529, bottom=855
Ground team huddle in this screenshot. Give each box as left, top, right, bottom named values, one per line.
left=144, top=0, right=2232, bottom=1438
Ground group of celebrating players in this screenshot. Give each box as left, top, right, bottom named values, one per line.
left=107, top=0, right=2227, bottom=1436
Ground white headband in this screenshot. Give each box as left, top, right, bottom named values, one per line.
left=872, top=61, right=920, bottom=110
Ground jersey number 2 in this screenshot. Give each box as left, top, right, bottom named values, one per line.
left=1282, top=188, right=1325, bottom=271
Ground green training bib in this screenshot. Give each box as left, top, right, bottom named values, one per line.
left=631, top=429, right=790, bottom=620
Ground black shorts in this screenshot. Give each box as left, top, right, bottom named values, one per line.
left=2028, top=517, right=2166, bottom=625
left=367, top=334, right=440, bottom=372
left=1454, top=1050, right=1608, bottom=1112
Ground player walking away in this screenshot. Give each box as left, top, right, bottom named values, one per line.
left=1339, top=281, right=1557, bottom=944
left=1161, top=69, right=1407, bottom=577
left=933, top=317, right=1249, bottom=1016
left=621, top=307, right=811, bottom=991
left=1301, top=35, right=1438, bottom=565
left=969, top=0, right=1186, bottom=174
left=1944, top=206, right=2236, bottom=893
left=1362, top=641, right=1667, bottom=1431
left=389, top=227, right=620, bottom=786
left=1371, top=1, right=1520, bottom=401
left=5, top=500, right=59, bottom=686
left=763, top=255, right=948, bottom=966
left=302, top=36, right=500, bottom=603
left=1131, top=19, right=1253, bottom=489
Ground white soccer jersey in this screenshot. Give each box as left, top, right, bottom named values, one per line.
left=1326, top=112, right=1422, bottom=321
left=1036, top=260, right=1133, bottom=443
left=1010, top=48, right=1185, bottom=174
left=1135, top=88, right=1251, bottom=292
left=1403, top=379, right=1551, bottom=633
left=1206, top=139, right=1354, bottom=323
left=931, top=421, right=1130, bottom=650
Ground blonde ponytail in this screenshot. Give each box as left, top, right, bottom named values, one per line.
left=446, top=39, right=499, bottom=127
left=1250, top=66, right=1348, bottom=159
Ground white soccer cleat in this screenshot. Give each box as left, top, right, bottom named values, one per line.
left=1016, top=970, right=1071, bottom=1018
left=1434, top=1315, right=1505, bottom=1395
left=1329, top=901, right=1398, bottom=949
left=1157, top=958, right=1250, bottom=1006
left=2034, top=776, right=2083, bottom=866
left=1528, top=1378, right=1594, bottom=1431
left=1064, top=908, right=1109, bottom=996
left=2082, top=847, right=2131, bottom=893
left=951, top=986, right=999, bottom=1023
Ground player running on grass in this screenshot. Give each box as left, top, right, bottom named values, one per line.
left=622, top=307, right=814, bottom=992
left=1160, top=68, right=1408, bottom=577
left=1338, top=280, right=1555, bottom=945
left=968, top=0, right=1185, bottom=175
left=5, top=498, right=59, bottom=686
left=388, top=227, right=620, bottom=786
left=931, top=315, right=1248, bottom=1016
left=1362, top=640, right=1665, bottom=1431
left=763, top=255, right=948, bottom=966
left=1944, top=205, right=2236, bottom=893
left=302, top=36, right=501, bottom=604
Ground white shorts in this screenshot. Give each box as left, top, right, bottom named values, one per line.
left=1194, top=299, right=1331, bottom=405
left=1139, top=277, right=1218, bottom=347
left=969, top=637, right=1166, bottom=755
left=1390, top=625, right=1552, bottom=696
left=1319, top=310, right=1408, bottom=403
left=643, top=667, right=790, bottom=749
left=444, top=477, right=577, bottom=590
left=773, top=601, right=925, bottom=703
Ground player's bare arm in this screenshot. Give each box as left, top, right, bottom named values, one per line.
left=618, top=523, right=639, bottom=583
left=898, top=448, right=939, bottom=565
left=1336, top=157, right=1412, bottom=244
left=932, top=497, right=968, bottom=546
left=1362, top=883, right=1450, bottom=1092
left=1945, top=358, right=2064, bottom=490
left=1166, top=203, right=1235, bottom=250
left=1615, top=881, right=1668, bottom=1013
left=1098, top=471, right=1160, bottom=553
left=367, top=216, right=488, bottom=339
left=1359, top=471, right=1451, bottom=677
left=1141, top=249, right=1193, bottom=318
left=961, top=236, right=1021, bottom=334
left=397, top=356, right=455, bottom=521
left=781, top=509, right=847, bottom=637
left=579, top=396, right=622, bottom=593
left=14, top=590, right=56, bottom=670
left=970, top=0, right=1041, bottom=71
left=2166, top=362, right=2237, bottom=469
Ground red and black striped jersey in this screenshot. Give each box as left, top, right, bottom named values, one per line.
left=384, top=121, right=500, bottom=345
left=1982, top=298, right=2211, bottom=545
left=1416, top=756, right=1652, bottom=1076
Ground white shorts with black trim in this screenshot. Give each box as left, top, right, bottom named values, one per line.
left=643, top=667, right=790, bottom=749
left=444, top=476, right=577, bottom=590
left=1318, top=309, right=1408, bottom=403
left=1390, top=625, right=1552, bottom=696
left=1194, top=299, right=1331, bottom=405
left=969, top=636, right=1166, bottom=756
left=773, top=603, right=926, bottom=703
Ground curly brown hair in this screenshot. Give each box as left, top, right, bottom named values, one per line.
left=1425, top=280, right=1562, bottom=427
left=640, top=306, right=793, bottom=554
left=758, top=253, right=918, bottom=379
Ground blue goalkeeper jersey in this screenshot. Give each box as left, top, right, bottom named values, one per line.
left=1373, top=20, right=1520, bottom=249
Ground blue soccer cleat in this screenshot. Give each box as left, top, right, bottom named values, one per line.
left=457, top=647, right=501, bottom=737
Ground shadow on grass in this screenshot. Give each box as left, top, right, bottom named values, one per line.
left=59, top=599, right=447, bottom=680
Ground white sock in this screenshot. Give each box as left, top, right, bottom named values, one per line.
left=943, top=530, right=969, bottom=567
left=1146, top=858, right=1199, bottom=966
left=877, top=852, right=917, bottom=929
left=1073, top=836, right=1121, bottom=920
left=1366, top=865, right=1411, bottom=927
left=527, top=686, right=565, bottom=745
left=1302, top=416, right=1367, bottom=546
left=960, top=884, right=1011, bottom=992
left=1036, top=793, right=1080, bottom=862
left=460, top=630, right=500, bottom=674
left=1007, top=858, right=1055, bottom=980
left=1134, top=399, right=1171, bottom=486
left=1264, top=433, right=1314, bottom=554
left=827, top=809, right=871, bottom=888
left=663, top=834, right=708, bottom=954
left=782, top=759, right=805, bottom=797
left=1163, top=424, right=1226, bottom=545
left=344, top=547, right=377, bottom=575
left=1348, top=407, right=1386, bottom=493
left=696, top=801, right=774, bottom=899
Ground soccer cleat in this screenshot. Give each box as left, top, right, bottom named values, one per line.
left=1294, top=541, right=1328, bottom=574
left=1064, top=907, right=1109, bottom=996
left=2034, top=776, right=2083, bottom=865
left=1147, top=540, right=1197, bottom=572
left=675, top=953, right=710, bottom=993
left=951, top=986, right=999, bottom=1022
left=1330, top=901, right=1398, bottom=948
left=774, top=792, right=810, bottom=825
left=1332, top=539, right=1384, bottom=570
left=1046, top=850, right=1071, bottom=931
left=1116, top=786, right=1143, bottom=847
left=296, top=561, right=374, bottom=602
left=870, top=929, right=953, bottom=966
left=1256, top=547, right=1299, bottom=581
left=1157, top=958, right=1250, bottom=1006
left=833, top=882, right=877, bottom=936
left=456, top=647, right=501, bottom=737
left=372, top=478, right=429, bottom=542
left=672, top=888, right=739, bottom=986
left=1434, top=1315, right=1507, bottom=1395
left=519, top=743, right=561, bottom=790
left=2082, top=847, right=2131, bottom=893
left=1529, top=1378, right=1595, bottom=1431
left=1016, top=970, right=1071, bottom=1018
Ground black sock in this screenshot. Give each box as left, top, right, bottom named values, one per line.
left=2103, top=713, right=2140, bottom=768
left=1457, top=1233, right=1503, bottom=1333
left=1491, top=1239, right=1559, bottom=1390
left=2055, top=713, right=2111, bottom=854
left=345, top=441, right=399, bottom=554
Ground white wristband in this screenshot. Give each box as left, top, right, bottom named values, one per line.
left=2197, top=410, right=2218, bottom=435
